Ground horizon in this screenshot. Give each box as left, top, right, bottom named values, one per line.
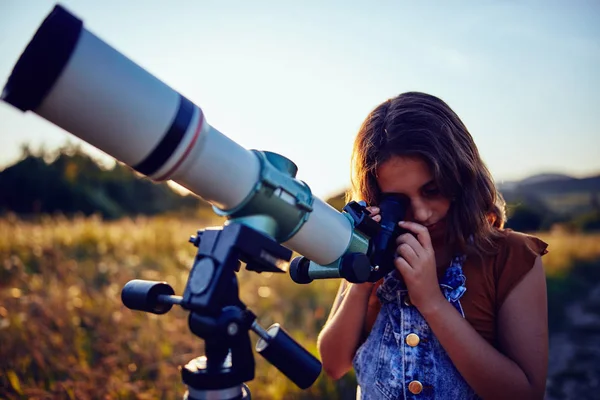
left=1, top=0, right=599, bottom=200
left=3, top=143, right=598, bottom=202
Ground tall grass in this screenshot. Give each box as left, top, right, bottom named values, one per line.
left=0, top=214, right=345, bottom=399
left=1, top=215, right=599, bottom=399
left=536, top=231, right=600, bottom=276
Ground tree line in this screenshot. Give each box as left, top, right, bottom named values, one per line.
left=0, top=144, right=205, bottom=219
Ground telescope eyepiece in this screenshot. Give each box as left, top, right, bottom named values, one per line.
left=369, top=193, right=409, bottom=281
left=378, top=193, right=409, bottom=232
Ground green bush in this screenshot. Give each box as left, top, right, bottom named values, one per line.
left=571, top=211, right=600, bottom=232
left=0, top=145, right=205, bottom=219
left=505, top=203, right=544, bottom=232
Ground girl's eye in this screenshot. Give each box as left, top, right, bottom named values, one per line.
left=423, top=187, right=440, bottom=197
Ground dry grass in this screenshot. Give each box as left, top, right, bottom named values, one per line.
left=536, top=231, right=600, bottom=276
left=0, top=214, right=343, bottom=399
left=1, top=214, right=599, bottom=399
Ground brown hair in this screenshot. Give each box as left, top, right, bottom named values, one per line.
left=348, top=92, right=506, bottom=257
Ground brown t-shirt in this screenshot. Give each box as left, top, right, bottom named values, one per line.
left=365, top=229, right=549, bottom=347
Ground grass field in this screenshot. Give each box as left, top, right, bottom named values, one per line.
left=1, top=214, right=599, bottom=399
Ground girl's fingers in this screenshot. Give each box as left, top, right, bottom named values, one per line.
left=394, top=256, right=413, bottom=275
left=366, top=206, right=379, bottom=215
left=365, top=206, right=381, bottom=222
left=395, top=233, right=422, bottom=257
left=398, top=221, right=432, bottom=250
left=397, top=243, right=419, bottom=265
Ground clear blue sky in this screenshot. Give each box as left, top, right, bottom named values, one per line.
left=0, top=0, right=598, bottom=199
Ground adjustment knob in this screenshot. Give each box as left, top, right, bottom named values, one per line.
left=121, top=279, right=175, bottom=314
left=340, top=252, right=371, bottom=283
left=256, top=323, right=322, bottom=389
left=289, top=256, right=312, bottom=284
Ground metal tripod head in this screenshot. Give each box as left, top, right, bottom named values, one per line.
left=121, top=221, right=322, bottom=399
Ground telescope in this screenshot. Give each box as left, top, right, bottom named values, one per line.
left=1, top=4, right=408, bottom=399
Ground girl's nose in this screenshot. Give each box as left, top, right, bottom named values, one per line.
left=410, top=199, right=432, bottom=224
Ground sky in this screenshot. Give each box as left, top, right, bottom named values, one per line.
left=0, top=0, right=598, bottom=200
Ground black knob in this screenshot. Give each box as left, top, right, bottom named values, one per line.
left=189, top=230, right=203, bottom=247
left=256, top=323, right=322, bottom=389
left=121, top=279, right=175, bottom=314
left=340, top=252, right=371, bottom=283
left=289, top=256, right=313, bottom=284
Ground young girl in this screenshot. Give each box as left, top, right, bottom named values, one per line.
left=317, top=92, right=549, bottom=399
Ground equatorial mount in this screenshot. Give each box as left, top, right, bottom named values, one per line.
left=121, top=222, right=322, bottom=399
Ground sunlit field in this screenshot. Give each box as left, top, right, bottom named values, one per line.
left=1, top=214, right=599, bottom=399
left=0, top=214, right=348, bottom=399
left=536, top=230, right=600, bottom=276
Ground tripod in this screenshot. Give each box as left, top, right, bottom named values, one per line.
left=121, top=221, right=322, bottom=399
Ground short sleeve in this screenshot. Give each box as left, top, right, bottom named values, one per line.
left=494, top=229, right=549, bottom=311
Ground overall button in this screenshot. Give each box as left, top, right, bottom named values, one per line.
left=405, top=333, right=420, bottom=347
left=408, top=380, right=423, bottom=395
left=403, top=294, right=412, bottom=306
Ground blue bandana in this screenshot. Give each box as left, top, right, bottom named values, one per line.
left=376, top=253, right=468, bottom=315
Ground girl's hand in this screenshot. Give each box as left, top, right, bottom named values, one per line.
left=366, top=206, right=381, bottom=223
left=393, top=221, right=446, bottom=315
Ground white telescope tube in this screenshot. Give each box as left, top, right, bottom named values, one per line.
left=1, top=4, right=354, bottom=266
left=283, top=198, right=352, bottom=263
left=33, top=18, right=258, bottom=211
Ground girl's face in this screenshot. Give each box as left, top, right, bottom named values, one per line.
left=376, top=155, right=451, bottom=237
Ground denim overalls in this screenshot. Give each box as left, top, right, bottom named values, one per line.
left=352, top=255, right=480, bottom=399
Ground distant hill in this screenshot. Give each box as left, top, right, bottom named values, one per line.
left=499, top=174, right=600, bottom=217
left=519, top=173, right=573, bottom=185
left=499, top=173, right=573, bottom=188
left=0, top=146, right=209, bottom=219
